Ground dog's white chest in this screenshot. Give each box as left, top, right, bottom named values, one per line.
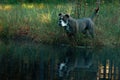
left=61, top=20, right=67, bottom=27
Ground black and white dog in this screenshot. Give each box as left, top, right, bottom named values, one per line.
left=58, top=7, right=99, bottom=39
left=57, top=47, right=93, bottom=78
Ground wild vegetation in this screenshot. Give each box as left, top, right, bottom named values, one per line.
left=0, top=0, right=120, bottom=46
left=0, top=1, right=120, bottom=80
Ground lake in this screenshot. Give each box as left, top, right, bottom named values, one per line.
left=0, top=41, right=120, bottom=80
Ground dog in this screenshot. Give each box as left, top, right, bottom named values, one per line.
left=58, top=7, right=99, bottom=39
left=57, top=47, right=93, bottom=78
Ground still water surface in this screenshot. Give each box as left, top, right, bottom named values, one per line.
left=0, top=41, right=120, bottom=80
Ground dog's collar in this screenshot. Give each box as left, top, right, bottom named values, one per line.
left=64, top=25, right=71, bottom=33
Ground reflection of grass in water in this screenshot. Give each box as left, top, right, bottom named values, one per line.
left=0, top=42, right=42, bottom=79
left=0, top=41, right=62, bottom=79
left=0, top=42, right=48, bottom=62
left=0, top=3, right=120, bottom=46
left=0, top=43, right=46, bottom=79
left=0, top=41, right=61, bottom=64
left=0, top=41, right=120, bottom=79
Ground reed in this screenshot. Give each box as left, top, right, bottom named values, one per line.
left=0, top=2, right=120, bottom=46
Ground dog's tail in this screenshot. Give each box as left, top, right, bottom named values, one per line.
left=90, top=7, right=99, bottom=20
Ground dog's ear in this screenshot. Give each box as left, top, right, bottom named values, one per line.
left=65, top=14, right=70, bottom=18
left=58, top=13, right=62, bottom=16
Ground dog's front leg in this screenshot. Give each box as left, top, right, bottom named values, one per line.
left=67, top=34, right=77, bottom=46
left=81, top=29, right=88, bottom=38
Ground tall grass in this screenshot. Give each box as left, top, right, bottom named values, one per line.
left=95, top=3, right=120, bottom=46
left=0, top=2, right=120, bottom=46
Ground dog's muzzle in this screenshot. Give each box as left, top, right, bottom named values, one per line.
left=58, top=20, right=68, bottom=27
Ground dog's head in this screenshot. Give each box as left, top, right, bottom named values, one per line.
left=58, top=13, right=70, bottom=27
left=58, top=62, right=68, bottom=77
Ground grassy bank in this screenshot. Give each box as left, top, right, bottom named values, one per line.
left=0, top=2, right=120, bottom=46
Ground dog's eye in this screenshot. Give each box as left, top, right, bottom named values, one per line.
left=59, top=16, right=64, bottom=19
left=60, top=17, right=63, bottom=20
left=59, top=18, right=61, bottom=20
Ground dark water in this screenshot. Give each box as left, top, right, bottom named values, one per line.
left=0, top=41, right=120, bottom=80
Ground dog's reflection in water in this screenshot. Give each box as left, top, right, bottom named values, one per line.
left=58, top=47, right=93, bottom=78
